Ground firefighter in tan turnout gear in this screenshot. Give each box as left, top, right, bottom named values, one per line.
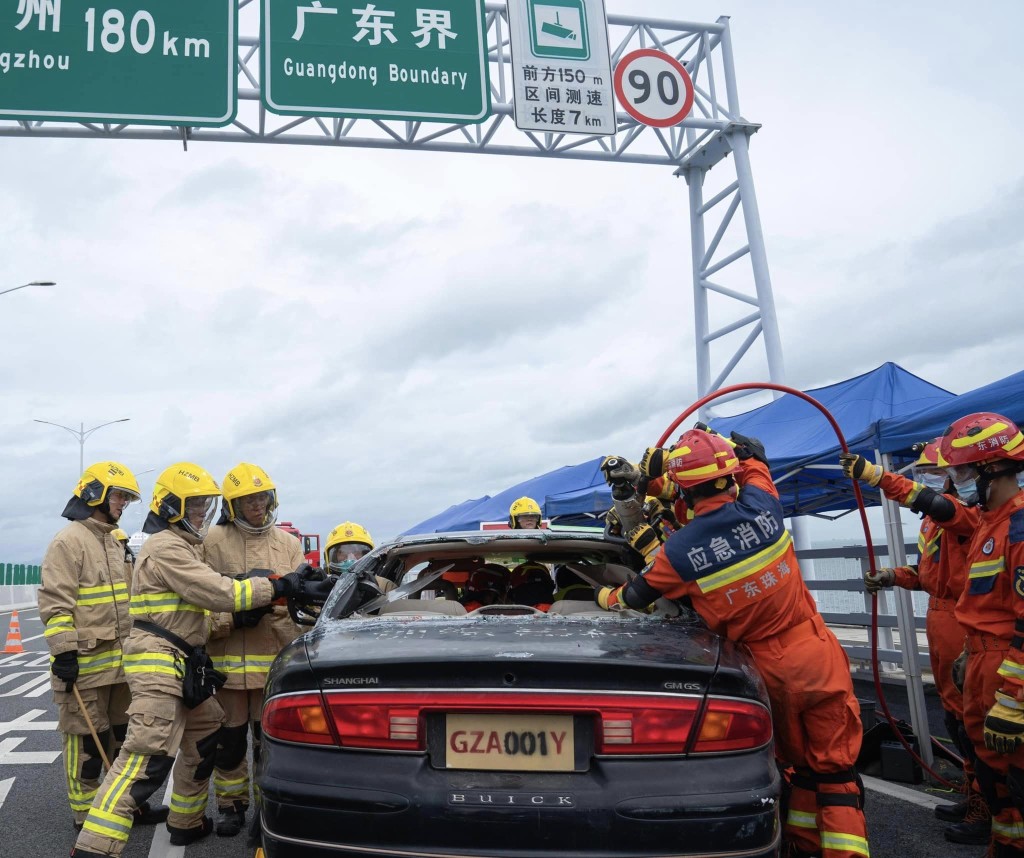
left=202, top=463, right=305, bottom=838
left=38, top=461, right=169, bottom=831
left=71, top=463, right=334, bottom=858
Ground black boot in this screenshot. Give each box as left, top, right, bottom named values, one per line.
left=132, top=801, right=170, bottom=825
left=69, top=850, right=107, bottom=858
left=167, top=815, right=213, bottom=846
left=944, top=789, right=991, bottom=845
left=215, top=800, right=247, bottom=837
left=934, top=795, right=968, bottom=822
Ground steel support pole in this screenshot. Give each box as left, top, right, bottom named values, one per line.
left=79, top=422, right=84, bottom=476
left=684, top=167, right=711, bottom=416
left=727, top=131, right=786, bottom=388
left=878, top=452, right=933, bottom=765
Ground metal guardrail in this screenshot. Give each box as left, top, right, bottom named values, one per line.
left=796, top=544, right=929, bottom=674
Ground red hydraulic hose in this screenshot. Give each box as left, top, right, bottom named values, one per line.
left=659, top=381, right=956, bottom=789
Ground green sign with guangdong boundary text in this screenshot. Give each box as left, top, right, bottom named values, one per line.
left=262, top=0, right=490, bottom=123
left=0, top=0, right=236, bottom=125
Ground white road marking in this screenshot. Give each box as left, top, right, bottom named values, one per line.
left=861, top=773, right=943, bottom=809
left=21, top=632, right=46, bottom=642
left=0, top=737, right=60, bottom=764
left=0, top=777, right=13, bottom=811
left=0, top=710, right=58, bottom=736
left=148, top=773, right=184, bottom=858
left=0, top=672, right=50, bottom=697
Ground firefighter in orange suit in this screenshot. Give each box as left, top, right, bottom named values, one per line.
left=597, top=429, right=869, bottom=858
left=39, top=462, right=169, bottom=831
left=935, top=413, right=1024, bottom=858
left=71, top=463, right=333, bottom=858
left=841, top=440, right=987, bottom=843
left=202, top=464, right=305, bottom=838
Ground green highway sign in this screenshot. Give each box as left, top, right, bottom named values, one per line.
left=262, top=0, right=490, bottom=123
left=0, top=0, right=236, bottom=125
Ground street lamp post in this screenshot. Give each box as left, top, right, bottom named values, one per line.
left=34, top=418, right=132, bottom=475
left=0, top=280, right=56, bottom=297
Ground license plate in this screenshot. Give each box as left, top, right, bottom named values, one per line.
left=445, top=714, right=575, bottom=771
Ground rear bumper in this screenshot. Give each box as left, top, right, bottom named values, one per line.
left=258, top=739, right=781, bottom=858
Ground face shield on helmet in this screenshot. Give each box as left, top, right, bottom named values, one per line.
left=912, top=466, right=949, bottom=493
left=326, top=542, right=372, bottom=574
left=181, top=495, right=219, bottom=539
left=231, top=489, right=279, bottom=534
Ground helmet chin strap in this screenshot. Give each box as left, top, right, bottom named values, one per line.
left=976, top=464, right=1021, bottom=511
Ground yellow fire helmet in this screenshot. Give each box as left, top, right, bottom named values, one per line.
left=149, top=462, right=221, bottom=540
left=111, top=528, right=128, bottom=543
left=221, top=462, right=279, bottom=535
left=61, top=461, right=141, bottom=521
left=325, top=522, right=374, bottom=574
left=508, top=496, right=542, bottom=528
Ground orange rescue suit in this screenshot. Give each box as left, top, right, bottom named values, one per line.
left=877, top=471, right=978, bottom=717
left=954, top=490, right=1024, bottom=850
left=605, top=460, right=869, bottom=858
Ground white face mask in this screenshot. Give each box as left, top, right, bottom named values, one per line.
left=954, top=480, right=979, bottom=504
left=917, top=472, right=947, bottom=492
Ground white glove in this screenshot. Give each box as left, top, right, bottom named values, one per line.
left=863, top=567, right=896, bottom=594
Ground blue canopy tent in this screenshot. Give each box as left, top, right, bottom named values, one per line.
left=402, top=363, right=955, bottom=534
left=852, top=368, right=1024, bottom=456
left=707, top=362, right=954, bottom=518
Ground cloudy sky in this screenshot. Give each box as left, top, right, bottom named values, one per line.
left=1, top=0, right=1021, bottom=562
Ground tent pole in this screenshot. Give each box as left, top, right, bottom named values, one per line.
left=877, top=450, right=933, bottom=765
left=790, top=516, right=815, bottom=580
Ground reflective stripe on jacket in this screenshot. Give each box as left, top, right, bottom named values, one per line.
left=203, top=523, right=304, bottom=690
left=125, top=527, right=275, bottom=697
left=38, top=518, right=132, bottom=690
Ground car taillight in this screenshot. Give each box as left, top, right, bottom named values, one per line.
left=596, top=701, right=698, bottom=754
left=690, top=698, right=772, bottom=754
left=272, top=691, right=770, bottom=755
left=262, top=692, right=336, bottom=745
left=329, top=699, right=425, bottom=751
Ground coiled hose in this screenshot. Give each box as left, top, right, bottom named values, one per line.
left=658, top=381, right=957, bottom=789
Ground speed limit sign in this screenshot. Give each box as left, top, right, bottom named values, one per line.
left=613, top=49, right=695, bottom=128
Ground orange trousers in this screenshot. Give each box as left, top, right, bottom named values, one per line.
left=964, top=640, right=1024, bottom=848
left=746, top=615, right=869, bottom=858
left=927, top=600, right=966, bottom=718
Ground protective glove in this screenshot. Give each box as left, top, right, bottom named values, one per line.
left=51, top=650, right=79, bottom=691
left=600, top=456, right=640, bottom=486
left=626, top=524, right=662, bottom=564
left=839, top=453, right=884, bottom=486
left=272, top=572, right=336, bottom=602
left=604, top=506, right=623, bottom=538
left=984, top=692, right=1024, bottom=754
left=644, top=497, right=679, bottom=535
left=233, top=606, right=273, bottom=629
left=952, top=648, right=968, bottom=695
left=596, top=587, right=616, bottom=610
left=863, top=566, right=896, bottom=594
left=730, top=431, right=769, bottom=466
left=639, top=447, right=667, bottom=479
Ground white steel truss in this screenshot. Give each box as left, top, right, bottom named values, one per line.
left=0, top=1, right=786, bottom=402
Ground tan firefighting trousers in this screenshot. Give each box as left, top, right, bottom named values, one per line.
left=73, top=690, right=224, bottom=857
left=213, top=686, right=264, bottom=810
left=56, top=682, right=131, bottom=825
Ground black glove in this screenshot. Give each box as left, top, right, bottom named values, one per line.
left=51, top=650, right=79, bottom=691
left=244, top=567, right=276, bottom=579
left=272, top=572, right=336, bottom=602
left=730, top=431, right=769, bottom=466
left=233, top=606, right=273, bottom=629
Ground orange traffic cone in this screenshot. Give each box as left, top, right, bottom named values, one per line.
left=3, top=611, right=24, bottom=653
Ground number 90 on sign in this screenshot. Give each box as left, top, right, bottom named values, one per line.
left=613, top=49, right=694, bottom=128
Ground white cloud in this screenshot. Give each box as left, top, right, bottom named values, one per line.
left=1, top=0, right=1022, bottom=561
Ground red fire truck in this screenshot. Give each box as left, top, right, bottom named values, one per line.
left=276, top=522, right=321, bottom=567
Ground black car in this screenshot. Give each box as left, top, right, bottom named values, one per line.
left=257, top=529, right=781, bottom=858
